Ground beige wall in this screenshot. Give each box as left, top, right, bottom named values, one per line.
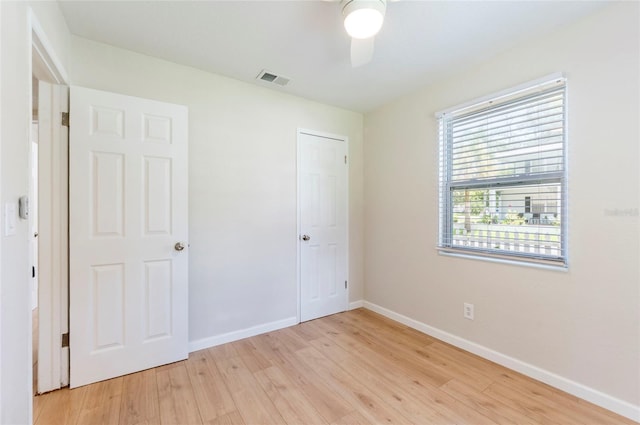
left=0, top=2, right=71, bottom=422
left=363, top=2, right=639, bottom=409
left=69, top=36, right=364, bottom=344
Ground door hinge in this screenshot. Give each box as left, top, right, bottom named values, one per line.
left=61, top=112, right=69, bottom=127
left=345, top=280, right=348, bottom=289
left=61, top=333, right=69, bottom=348
left=344, top=155, right=347, bottom=164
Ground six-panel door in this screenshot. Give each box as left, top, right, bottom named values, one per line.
left=299, top=132, right=348, bottom=322
left=69, top=87, right=188, bottom=387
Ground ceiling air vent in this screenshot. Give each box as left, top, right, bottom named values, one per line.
left=256, top=70, right=291, bottom=87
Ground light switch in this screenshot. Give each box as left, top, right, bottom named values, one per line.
left=19, top=196, right=29, bottom=220
left=5, top=203, right=17, bottom=236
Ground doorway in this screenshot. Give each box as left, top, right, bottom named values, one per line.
left=30, top=13, right=70, bottom=399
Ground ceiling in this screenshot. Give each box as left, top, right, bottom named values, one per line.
left=58, top=0, right=609, bottom=112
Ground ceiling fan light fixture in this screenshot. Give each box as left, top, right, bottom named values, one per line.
left=342, top=0, right=386, bottom=39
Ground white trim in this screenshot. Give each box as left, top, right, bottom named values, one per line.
left=438, top=250, right=569, bottom=272
left=349, top=300, right=364, bottom=310
left=36, top=81, right=62, bottom=395
left=28, top=8, right=70, bottom=401
left=435, top=72, right=565, bottom=118
left=60, top=347, right=69, bottom=387
left=29, top=9, right=68, bottom=85
left=298, top=128, right=347, bottom=142
left=296, top=128, right=350, bottom=324
left=296, top=131, right=301, bottom=323
left=363, top=301, right=640, bottom=422
left=0, top=1, right=3, bottom=420
left=188, top=317, right=297, bottom=353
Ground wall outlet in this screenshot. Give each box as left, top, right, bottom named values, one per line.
left=463, top=303, right=474, bottom=320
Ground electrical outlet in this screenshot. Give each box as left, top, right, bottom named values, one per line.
left=463, top=303, right=474, bottom=320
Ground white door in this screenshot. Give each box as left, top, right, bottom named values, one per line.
left=69, top=86, right=189, bottom=388
left=299, top=130, right=348, bottom=322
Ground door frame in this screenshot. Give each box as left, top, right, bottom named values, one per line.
left=296, top=128, right=350, bottom=323
left=28, top=6, right=69, bottom=402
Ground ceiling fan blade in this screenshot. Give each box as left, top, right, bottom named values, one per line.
left=350, top=37, right=375, bottom=67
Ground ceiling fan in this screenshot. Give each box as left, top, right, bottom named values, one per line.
left=340, top=0, right=387, bottom=67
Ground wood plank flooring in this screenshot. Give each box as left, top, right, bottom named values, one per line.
left=34, top=309, right=636, bottom=425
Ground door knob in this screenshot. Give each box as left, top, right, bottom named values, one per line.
left=174, top=242, right=186, bottom=251
left=301, top=235, right=311, bottom=241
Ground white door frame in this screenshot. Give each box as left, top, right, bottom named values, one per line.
left=296, top=128, right=349, bottom=323
left=0, top=2, right=3, bottom=420
left=28, top=6, right=69, bottom=403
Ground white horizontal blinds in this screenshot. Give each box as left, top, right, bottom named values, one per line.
left=450, top=86, right=565, bottom=183
left=438, top=78, right=567, bottom=265
left=438, top=117, right=451, bottom=248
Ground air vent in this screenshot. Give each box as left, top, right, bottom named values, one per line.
left=256, top=70, right=291, bottom=87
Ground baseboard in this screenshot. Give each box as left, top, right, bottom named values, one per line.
left=349, top=300, right=364, bottom=310
left=363, top=301, right=640, bottom=422
left=188, top=316, right=298, bottom=353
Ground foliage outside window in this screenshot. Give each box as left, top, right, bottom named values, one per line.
left=438, top=77, right=567, bottom=266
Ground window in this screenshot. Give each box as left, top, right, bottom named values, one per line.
left=438, top=77, right=567, bottom=267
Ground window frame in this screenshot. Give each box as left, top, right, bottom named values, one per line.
left=437, top=75, right=568, bottom=268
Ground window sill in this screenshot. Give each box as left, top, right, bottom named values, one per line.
left=437, top=248, right=568, bottom=272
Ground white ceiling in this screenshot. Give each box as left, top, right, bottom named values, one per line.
left=58, top=0, right=609, bottom=112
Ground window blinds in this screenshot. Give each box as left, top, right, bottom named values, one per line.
left=438, top=78, right=567, bottom=266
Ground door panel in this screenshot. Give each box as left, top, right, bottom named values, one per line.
left=299, top=131, right=348, bottom=322
left=92, top=264, right=125, bottom=351
left=144, top=260, right=172, bottom=340
left=70, top=86, right=188, bottom=388
left=91, top=152, right=124, bottom=236
left=144, top=157, right=172, bottom=234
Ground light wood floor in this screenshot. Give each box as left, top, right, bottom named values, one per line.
left=34, top=309, right=635, bottom=425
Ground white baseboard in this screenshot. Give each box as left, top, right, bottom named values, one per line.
left=349, top=300, right=364, bottom=310
left=363, top=301, right=640, bottom=422
left=188, top=316, right=298, bottom=353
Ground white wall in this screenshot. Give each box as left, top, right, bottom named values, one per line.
left=69, top=37, right=364, bottom=346
left=364, top=1, right=639, bottom=415
left=0, top=2, right=70, bottom=423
